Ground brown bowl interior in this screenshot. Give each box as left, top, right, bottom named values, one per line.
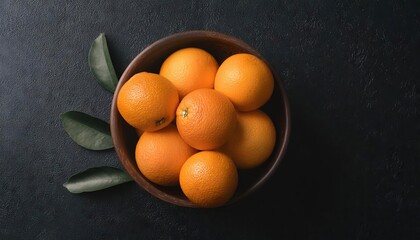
left=110, top=30, right=291, bottom=208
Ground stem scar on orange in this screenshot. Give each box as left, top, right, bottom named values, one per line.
left=175, top=89, right=237, bottom=150
left=117, top=72, right=179, bottom=132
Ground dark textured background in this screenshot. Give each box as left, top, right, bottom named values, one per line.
left=1, top=0, right=419, bottom=239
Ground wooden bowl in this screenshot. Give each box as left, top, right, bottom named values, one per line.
left=110, top=30, right=291, bottom=207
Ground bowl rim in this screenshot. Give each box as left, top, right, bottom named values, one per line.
left=110, top=30, right=291, bottom=207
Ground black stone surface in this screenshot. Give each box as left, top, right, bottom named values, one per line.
left=1, top=0, right=419, bottom=239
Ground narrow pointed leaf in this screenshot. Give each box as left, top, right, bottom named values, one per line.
left=60, top=111, right=113, bottom=150
left=63, top=167, right=133, bottom=193
left=88, top=33, right=118, bottom=92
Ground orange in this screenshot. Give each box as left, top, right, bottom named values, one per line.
left=220, top=110, right=276, bottom=169
left=179, top=151, right=238, bottom=208
left=135, top=124, right=197, bottom=186
left=159, top=47, right=219, bottom=98
left=214, top=53, right=274, bottom=111
left=176, top=89, right=237, bottom=150
left=117, top=72, right=179, bottom=132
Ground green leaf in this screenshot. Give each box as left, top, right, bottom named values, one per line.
left=63, top=167, right=133, bottom=193
left=88, top=33, right=118, bottom=92
left=60, top=111, right=113, bottom=150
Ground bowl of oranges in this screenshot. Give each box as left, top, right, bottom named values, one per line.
left=110, top=30, right=291, bottom=208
